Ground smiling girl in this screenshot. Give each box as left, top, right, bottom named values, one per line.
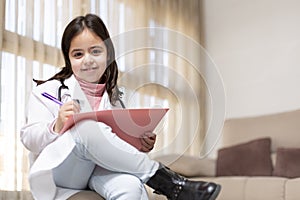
left=21, top=14, right=220, bottom=200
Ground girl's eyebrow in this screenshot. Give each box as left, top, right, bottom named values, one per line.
left=70, top=48, right=82, bottom=52
left=70, top=45, right=104, bottom=53
left=89, top=45, right=104, bottom=50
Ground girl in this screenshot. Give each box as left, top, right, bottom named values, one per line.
left=20, top=13, right=221, bottom=200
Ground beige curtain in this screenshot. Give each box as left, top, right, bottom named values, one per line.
left=100, top=0, right=206, bottom=157
left=0, top=0, right=91, bottom=193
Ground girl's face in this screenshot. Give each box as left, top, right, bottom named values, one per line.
left=69, top=28, right=108, bottom=83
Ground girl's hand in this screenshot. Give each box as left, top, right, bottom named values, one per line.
left=140, top=132, right=156, bottom=152
left=54, top=101, right=81, bottom=133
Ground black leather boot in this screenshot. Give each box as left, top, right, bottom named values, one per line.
left=146, top=164, right=221, bottom=200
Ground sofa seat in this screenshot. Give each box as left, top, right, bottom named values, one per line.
left=148, top=176, right=300, bottom=200
left=200, top=177, right=299, bottom=200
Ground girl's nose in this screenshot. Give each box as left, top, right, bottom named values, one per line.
left=83, top=54, right=94, bottom=65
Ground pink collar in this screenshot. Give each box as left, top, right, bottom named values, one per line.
left=76, top=76, right=106, bottom=97
left=75, top=76, right=106, bottom=110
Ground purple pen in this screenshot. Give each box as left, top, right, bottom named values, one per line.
left=41, top=92, right=63, bottom=106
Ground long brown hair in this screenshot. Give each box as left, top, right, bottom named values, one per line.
left=34, top=14, right=122, bottom=105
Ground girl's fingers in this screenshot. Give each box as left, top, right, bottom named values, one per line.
left=55, top=100, right=80, bottom=133
left=140, top=139, right=152, bottom=152
left=58, top=101, right=80, bottom=124
left=144, top=132, right=156, bottom=139
left=140, top=132, right=156, bottom=152
left=61, top=101, right=80, bottom=113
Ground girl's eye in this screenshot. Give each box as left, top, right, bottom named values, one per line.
left=72, top=51, right=83, bottom=58
left=91, top=48, right=102, bottom=55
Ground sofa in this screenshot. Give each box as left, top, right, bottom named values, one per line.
left=3, top=109, right=300, bottom=200
left=151, top=109, right=300, bottom=200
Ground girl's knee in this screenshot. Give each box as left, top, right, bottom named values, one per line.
left=109, top=175, right=145, bottom=199
left=121, top=175, right=145, bottom=194
left=90, top=173, right=147, bottom=200
left=71, top=120, right=107, bottom=142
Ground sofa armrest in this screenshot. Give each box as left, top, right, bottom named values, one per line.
left=154, top=154, right=216, bottom=177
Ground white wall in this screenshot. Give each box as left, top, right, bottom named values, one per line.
left=201, top=0, right=300, bottom=119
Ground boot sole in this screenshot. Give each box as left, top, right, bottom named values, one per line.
left=208, top=184, right=221, bottom=200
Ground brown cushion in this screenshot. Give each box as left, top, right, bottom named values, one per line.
left=273, top=148, right=300, bottom=178
left=216, top=138, right=273, bottom=176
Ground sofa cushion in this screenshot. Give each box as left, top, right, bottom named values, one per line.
left=285, top=178, right=300, bottom=200
left=196, top=177, right=287, bottom=200
left=67, top=191, right=104, bottom=200
left=273, top=148, right=300, bottom=178
left=216, top=138, right=273, bottom=176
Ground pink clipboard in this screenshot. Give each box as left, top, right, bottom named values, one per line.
left=60, top=108, right=169, bottom=150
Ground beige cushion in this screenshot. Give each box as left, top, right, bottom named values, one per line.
left=286, top=178, right=300, bottom=200
left=198, top=177, right=287, bottom=200
left=67, top=191, right=104, bottom=200
left=244, top=177, right=286, bottom=200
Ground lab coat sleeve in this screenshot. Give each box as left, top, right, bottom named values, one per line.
left=20, top=88, right=60, bottom=155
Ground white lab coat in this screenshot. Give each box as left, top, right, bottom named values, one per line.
left=20, top=75, right=122, bottom=200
